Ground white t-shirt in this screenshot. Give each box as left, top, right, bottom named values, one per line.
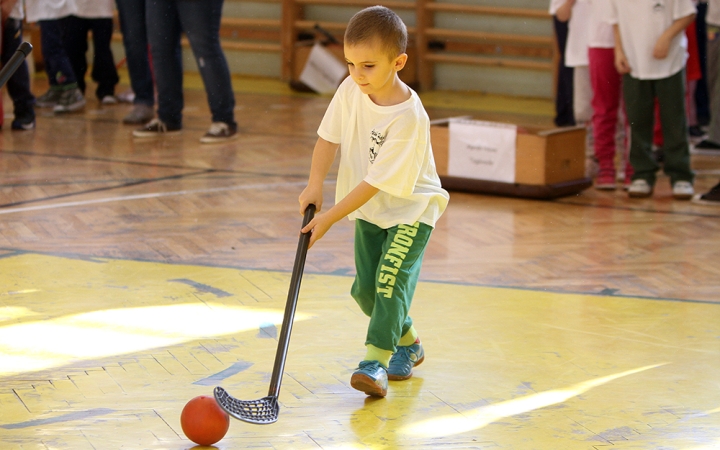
left=588, top=0, right=615, bottom=48
left=550, top=0, right=592, bottom=66
left=25, top=0, right=114, bottom=22
left=317, top=77, right=449, bottom=230
left=708, top=0, right=720, bottom=26
left=608, top=0, right=696, bottom=80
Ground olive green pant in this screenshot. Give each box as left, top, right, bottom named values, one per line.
left=622, top=70, right=694, bottom=185
left=351, top=219, right=432, bottom=353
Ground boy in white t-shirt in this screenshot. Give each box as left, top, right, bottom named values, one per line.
left=610, top=0, right=697, bottom=199
left=298, top=6, right=449, bottom=397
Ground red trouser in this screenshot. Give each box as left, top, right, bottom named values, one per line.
left=589, top=47, right=631, bottom=179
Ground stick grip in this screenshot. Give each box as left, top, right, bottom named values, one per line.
left=0, top=42, right=32, bottom=90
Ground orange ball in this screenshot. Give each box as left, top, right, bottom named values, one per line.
left=180, top=395, right=230, bottom=446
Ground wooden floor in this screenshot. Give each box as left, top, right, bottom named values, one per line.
left=1, top=75, right=720, bottom=449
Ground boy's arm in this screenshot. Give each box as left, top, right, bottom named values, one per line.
left=613, top=24, right=632, bottom=74
left=301, top=181, right=379, bottom=249
left=555, top=0, right=576, bottom=22
left=653, top=13, right=696, bottom=59
left=298, top=137, right=339, bottom=215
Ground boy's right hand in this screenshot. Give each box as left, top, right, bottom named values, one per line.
left=298, top=185, right=323, bottom=216
left=614, top=48, right=631, bottom=75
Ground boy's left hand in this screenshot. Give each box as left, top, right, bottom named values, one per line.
left=301, top=212, right=333, bottom=249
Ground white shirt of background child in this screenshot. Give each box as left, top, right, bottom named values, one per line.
left=708, top=0, right=720, bottom=26
left=25, top=0, right=114, bottom=22
left=608, top=0, right=696, bottom=80
left=587, top=0, right=615, bottom=48
left=317, top=77, right=449, bottom=230
left=550, top=0, right=592, bottom=66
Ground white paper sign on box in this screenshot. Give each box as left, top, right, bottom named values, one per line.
left=448, top=119, right=518, bottom=183
left=299, top=43, right=348, bottom=94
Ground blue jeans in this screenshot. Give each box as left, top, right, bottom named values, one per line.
left=2, top=18, right=35, bottom=121
left=116, top=0, right=155, bottom=106
left=146, top=0, right=235, bottom=128
left=39, top=19, right=77, bottom=86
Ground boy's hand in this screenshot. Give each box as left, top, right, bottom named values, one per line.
left=653, top=34, right=672, bottom=59
left=300, top=213, right=332, bottom=249
left=614, top=48, right=631, bottom=74
left=298, top=185, right=323, bottom=216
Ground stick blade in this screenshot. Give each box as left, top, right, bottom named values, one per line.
left=214, top=386, right=279, bottom=425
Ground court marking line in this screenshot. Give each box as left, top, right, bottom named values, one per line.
left=0, top=181, right=308, bottom=216
left=0, top=170, right=214, bottom=209
left=1, top=248, right=718, bottom=307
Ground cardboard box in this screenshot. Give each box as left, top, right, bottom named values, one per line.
left=431, top=119, right=586, bottom=186
left=293, top=42, right=418, bottom=88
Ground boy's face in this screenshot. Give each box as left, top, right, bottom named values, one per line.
left=344, top=39, right=407, bottom=102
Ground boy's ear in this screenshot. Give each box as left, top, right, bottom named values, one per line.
left=394, top=53, right=408, bottom=72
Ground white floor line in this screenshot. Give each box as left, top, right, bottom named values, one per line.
left=0, top=181, right=310, bottom=216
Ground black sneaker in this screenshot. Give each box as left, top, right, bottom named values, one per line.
left=11, top=116, right=35, bottom=130
left=132, top=118, right=182, bottom=137
left=688, top=125, right=706, bottom=138
left=36, top=88, right=63, bottom=108
left=200, top=122, right=238, bottom=144
left=53, top=88, right=86, bottom=113
left=694, top=140, right=720, bottom=150
left=692, top=182, right=720, bottom=206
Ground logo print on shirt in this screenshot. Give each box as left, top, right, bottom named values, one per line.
left=369, top=129, right=386, bottom=164
left=653, top=0, right=664, bottom=12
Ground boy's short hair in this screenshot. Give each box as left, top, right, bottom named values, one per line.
left=344, top=6, right=408, bottom=59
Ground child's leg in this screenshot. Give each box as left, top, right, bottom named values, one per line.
left=1, top=18, right=35, bottom=125
left=350, top=220, right=431, bottom=395
left=352, top=221, right=428, bottom=358
left=623, top=75, right=659, bottom=185
left=89, top=18, right=119, bottom=100
left=589, top=48, right=621, bottom=180
left=39, top=19, right=78, bottom=87
left=58, top=15, right=90, bottom=95
left=656, top=70, right=694, bottom=185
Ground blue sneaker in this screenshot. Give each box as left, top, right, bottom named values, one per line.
left=350, top=360, right=388, bottom=397
left=388, top=341, right=424, bottom=380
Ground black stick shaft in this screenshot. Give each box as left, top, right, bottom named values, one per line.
left=0, top=42, right=32, bottom=89
left=267, top=204, right=315, bottom=397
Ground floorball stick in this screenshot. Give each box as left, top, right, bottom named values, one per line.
left=214, top=204, right=315, bottom=424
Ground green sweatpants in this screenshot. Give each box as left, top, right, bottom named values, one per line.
left=622, top=70, right=694, bottom=185
left=351, top=219, right=432, bottom=353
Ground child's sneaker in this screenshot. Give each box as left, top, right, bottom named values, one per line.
left=387, top=341, right=425, bottom=381
left=692, top=181, right=720, bottom=205
left=133, top=118, right=182, bottom=137
left=53, top=88, right=86, bottom=113
left=594, top=172, right=616, bottom=191
left=627, top=179, right=653, bottom=198
left=11, top=116, right=35, bottom=130
left=672, top=181, right=694, bottom=200
left=36, top=88, right=63, bottom=108
left=350, top=360, right=388, bottom=397
left=200, top=122, right=238, bottom=144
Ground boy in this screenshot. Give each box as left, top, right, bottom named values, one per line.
left=298, top=6, right=449, bottom=398
left=609, top=0, right=697, bottom=199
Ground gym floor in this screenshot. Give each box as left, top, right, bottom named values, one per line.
left=1, top=74, right=719, bottom=449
